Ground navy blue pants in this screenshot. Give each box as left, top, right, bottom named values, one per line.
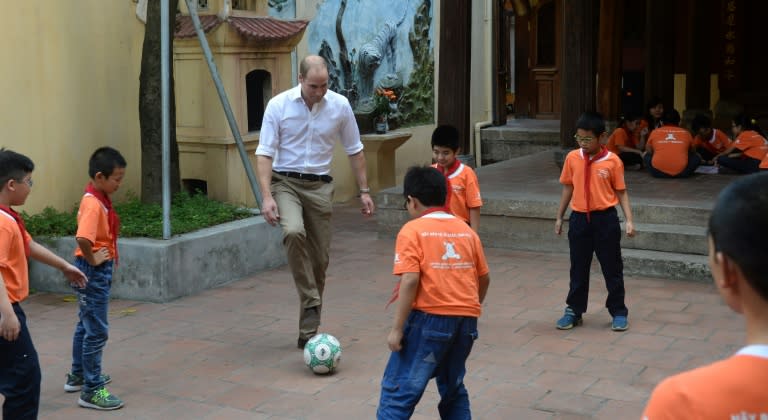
left=566, top=208, right=628, bottom=317
left=718, top=155, right=761, bottom=174
left=0, top=303, right=41, bottom=420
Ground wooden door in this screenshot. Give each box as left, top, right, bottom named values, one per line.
left=530, top=0, right=561, bottom=119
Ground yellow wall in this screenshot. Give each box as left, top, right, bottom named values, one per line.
left=0, top=1, right=144, bottom=213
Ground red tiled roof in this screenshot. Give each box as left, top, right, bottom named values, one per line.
left=175, top=15, right=223, bottom=39
left=228, top=16, right=308, bottom=42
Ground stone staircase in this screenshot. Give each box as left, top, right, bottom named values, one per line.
left=375, top=151, right=718, bottom=283
left=480, top=119, right=561, bottom=164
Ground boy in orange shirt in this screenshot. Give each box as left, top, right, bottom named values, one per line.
left=66, top=147, right=126, bottom=411
left=431, top=125, right=483, bottom=231
left=377, top=166, right=490, bottom=419
left=642, top=172, right=768, bottom=418
left=555, top=112, right=635, bottom=331
left=691, top=114, right=732, bottom=164
left=0, top=149, right=87, bottom=419
left=606, top=112, right=644, bottom=169
left=714, top=113, right=768, bottom=174
left=644, top=109, right=701, bottom=178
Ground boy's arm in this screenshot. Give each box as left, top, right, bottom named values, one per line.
left=469, top=208, right=480, bottom=232
left=76, top=237, right=110, bottom=266
left=387, top=272, right=419, bottom=352
left=0, top=272, right=20, bottom=341
left=29, top=240, right=87, bottom=288
left=555, top=185, right=574, bottom=235
left=616, top=190, right=635, bottom=237
left=478, top=273, right=490, bottom=304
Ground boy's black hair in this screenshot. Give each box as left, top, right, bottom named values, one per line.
left=662, top=108, right=681, bottom=125
left=431, top=125, right=460, bottom=151
left=575, top=112, right=606, bottom=136
left=708, top=172, right=768, bottom=302
left=89, top=147, right=127, bottom=178
left=0, top=148, right=34, bottom=188
left=403, top=166, right=447, bottom=208
left=691, top=114, right=712, bottom=133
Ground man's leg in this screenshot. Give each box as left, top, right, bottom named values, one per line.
left=298, top=181, right=334, bottom=306
left=272, top=178, right=322, bottom=344
left=0, top=304, right=41, bottom=420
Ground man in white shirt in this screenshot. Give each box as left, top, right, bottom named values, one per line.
left=255, top=55, right=375, bottom=349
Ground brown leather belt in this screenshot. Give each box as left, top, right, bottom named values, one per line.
left=274, top=171, right=333, bottom=183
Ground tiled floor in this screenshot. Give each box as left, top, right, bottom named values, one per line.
left=11, top=197, right=743, bottom=419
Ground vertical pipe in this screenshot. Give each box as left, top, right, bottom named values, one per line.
left=184, top=0, right=264, bottom=208
left=161, top=0, right=171, bottom=239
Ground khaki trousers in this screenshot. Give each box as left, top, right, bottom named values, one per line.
left=271, top=174, right=334, bottom=340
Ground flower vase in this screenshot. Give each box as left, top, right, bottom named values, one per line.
left=375, top=115, right=388, bottom=134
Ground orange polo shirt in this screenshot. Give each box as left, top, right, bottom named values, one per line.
left=606, top=127, right=637, bottom=154
left=647, top=125, right=695, bottom=176
left=693, top=128, right=732, bottom=155
left=732, top=130, right=768, bottom=161
left=560, top=149, right=626, bottom=212
left=0, top=209, right=32, bottom=303
left=432, top=163, right=483, bottom=223
left=74, top=193, right=116, bottom=259
left=393, top=212, right=489, bottom=317
left=642, top=346, right=768, bottom=419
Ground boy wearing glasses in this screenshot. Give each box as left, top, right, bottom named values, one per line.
left=555, top=112, right=635, bottom=331
left=642, top=173, right=768, bottom=418
left=0, top=149, right=87, bottom=419
left=378, top=166, right=490, bottom=419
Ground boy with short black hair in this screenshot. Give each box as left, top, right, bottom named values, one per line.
left=377, top=166, right=490, bottom=419
left=691, top=114, right=731, bottom=165
left=431, top=125, right=483, bottom=231
left=0, top=149, right=87, bottom=419
left=642, top=172, right=768, bottom=418
left=555, top=112, right=635, bottom=331
left=66, top=146, right=126, bottom=410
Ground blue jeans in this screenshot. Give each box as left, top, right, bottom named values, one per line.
left=0, top=303, right=41, bottom=420
left=377, top=310, right=478, bottom=420
left=71, top=258, right=113, bottom=392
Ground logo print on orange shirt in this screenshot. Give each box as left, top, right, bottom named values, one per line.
left=441, top=242, right=461, bottom=261
left=394, top=253, right=401, bottom=264
left=597, top=169, right=610, bottom=179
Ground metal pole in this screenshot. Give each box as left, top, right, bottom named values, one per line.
left=183, top=0, right=263, bottom=208
left=161, top=0, right=172, bottom=239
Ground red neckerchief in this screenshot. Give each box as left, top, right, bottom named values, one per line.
left=85, top=182, right=120, bottom=266
left=436, top=159, right=461, bottom=213
left=583, top=146, right=609, bottom=222
left=385, top=208, right=449, bottom=308
left=0, top=205, right=30, bottom=257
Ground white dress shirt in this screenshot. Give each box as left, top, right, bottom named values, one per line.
left=255, top=85, right=363, bottom=175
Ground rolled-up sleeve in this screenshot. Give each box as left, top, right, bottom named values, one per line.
left=338, top=99, right=364, bottom=155
left=255, top=100, right=280, bottom=157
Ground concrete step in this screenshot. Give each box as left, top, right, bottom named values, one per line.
left=623, top=249, right=710, bottom=283
left=480, top=125, right=561, bottom=164
left=623, top=223, right=708, bottom=256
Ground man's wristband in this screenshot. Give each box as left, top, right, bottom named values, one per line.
left=359, top=188, right=371, bottom=194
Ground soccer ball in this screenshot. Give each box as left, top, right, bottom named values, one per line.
left=303, top=333, right=342, bottom=374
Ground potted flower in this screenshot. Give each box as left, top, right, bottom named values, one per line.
left=373, top=88, right=398, bottom=134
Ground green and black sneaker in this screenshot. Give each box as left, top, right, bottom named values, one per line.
left=78, top=386, right=124, bottom=410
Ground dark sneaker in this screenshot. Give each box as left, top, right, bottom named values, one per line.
left=611, top=315, right=629, bottom=331
left=64, top=373, right=112, bottom=393
left=78, top=387, right=124, bottom=410
left=556, top=307, right=583, bottom=330
left=298, top=337, right=309, bottom=349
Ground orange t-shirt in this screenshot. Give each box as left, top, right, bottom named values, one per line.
left=606, top=127, right=637, bottom=155
left=393, top=212, right=489, bottom=317
left=642, top=346, right=768, bottom=419
left=693, top=128, right=732, bottom=155
left=633, top=119, right=649, bottom=145
left=761, top=153, right=768, bottom=169
left=647, top=126, right=695, bottom=176
left=74, top=194, right=117, bottom=259
left=0, top=209, right=32, bottom=303
left=559, top=149, right=626, bottom=212
left=732, top=130, right=768, bottom=161
left=432, top=163, right=483, bottom=223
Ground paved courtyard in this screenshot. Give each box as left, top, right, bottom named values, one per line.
left=11, top=202, right=741, bottom=419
